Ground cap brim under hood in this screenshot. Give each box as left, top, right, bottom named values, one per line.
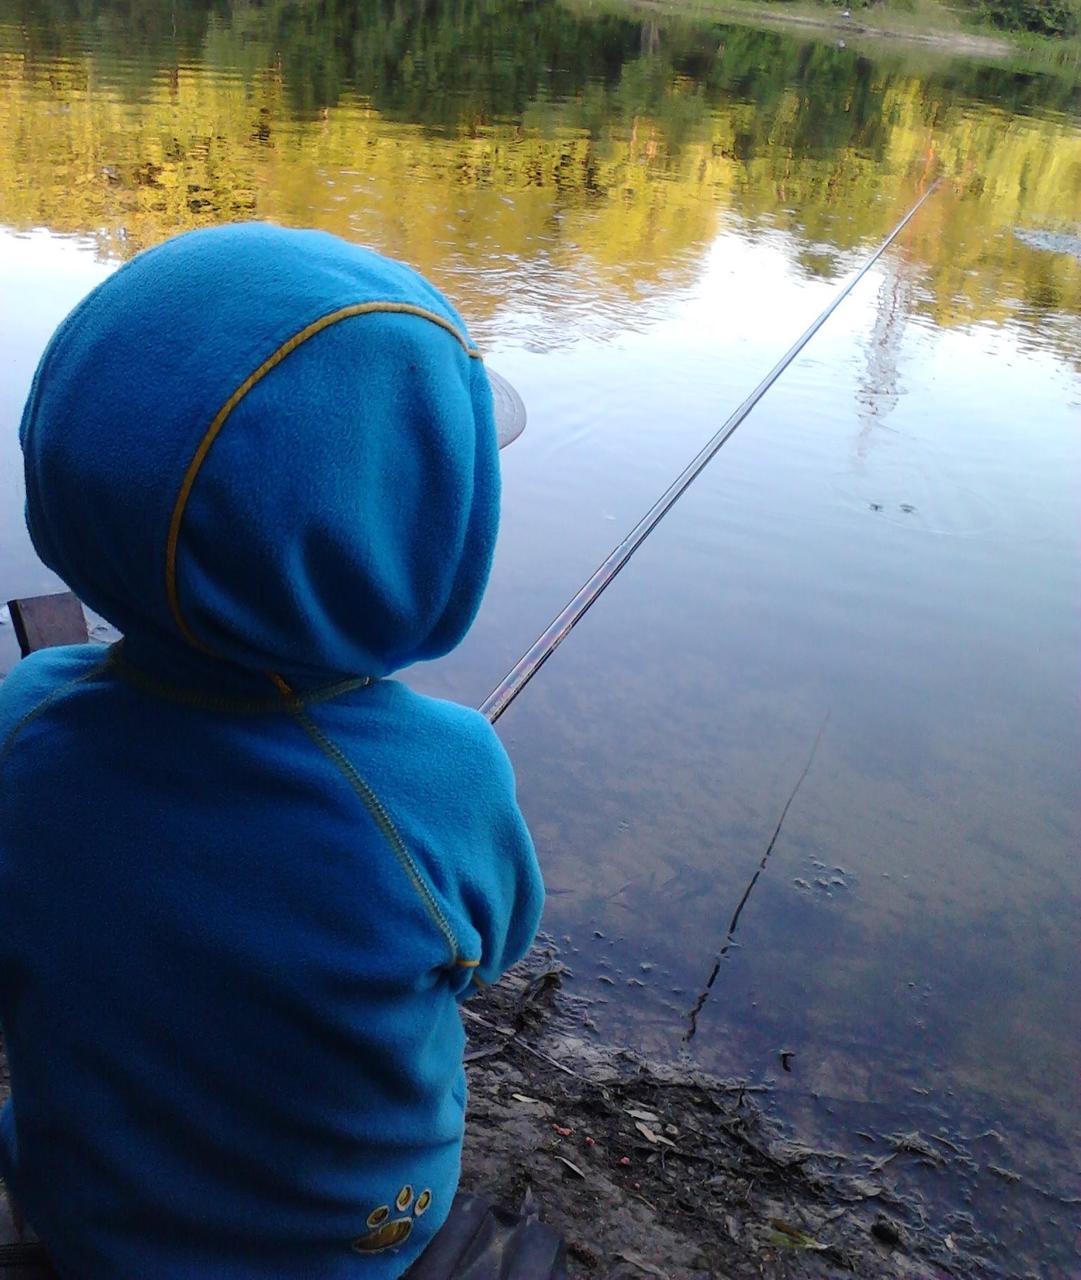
left=487, top=368, right=526, bottom=450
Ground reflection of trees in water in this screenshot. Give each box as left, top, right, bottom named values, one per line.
left=0, top=0, right=1079, bottom=356
left=855, top=260, right=911, bottom=457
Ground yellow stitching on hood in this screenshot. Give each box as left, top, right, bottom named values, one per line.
left=165, top=301, right=481, bottom=651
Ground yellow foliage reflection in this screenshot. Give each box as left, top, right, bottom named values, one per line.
left=0, top=5, right=1078, bottom=354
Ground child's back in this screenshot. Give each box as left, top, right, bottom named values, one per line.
left=0, top=226, right=543, bottom=1279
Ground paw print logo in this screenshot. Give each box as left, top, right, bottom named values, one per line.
left=352, top=1185, right=432, bottom=1253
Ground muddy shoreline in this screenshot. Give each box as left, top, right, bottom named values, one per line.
left=460, top=947, right=995, bottom=1279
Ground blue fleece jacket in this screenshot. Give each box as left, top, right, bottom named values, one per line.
left=0, top=225, right=544, bottom=1278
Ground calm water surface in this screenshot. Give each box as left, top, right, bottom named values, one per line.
left=1, top=2, right=1079, bottom=1272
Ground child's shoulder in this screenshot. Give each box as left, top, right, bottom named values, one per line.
left=370, top=679, right=509, bottom=761
left=0, top=645, right=111, bottom=751
left=328, top=678, right=517, bottom=795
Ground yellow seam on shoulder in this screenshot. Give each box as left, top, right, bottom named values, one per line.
left=286, top=702, right=464, bottom=969
left=0, top=657, right=112, bottom=768
left=108, top=645, right=370, bottom=714
left=165, top=301, right=481, bottom=650
left=456, top=959, right=481, bottom=968
left=269, top=672, right=294, bottom=698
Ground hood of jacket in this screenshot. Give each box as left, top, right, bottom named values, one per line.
left=21, top=223, right=501, bottom=687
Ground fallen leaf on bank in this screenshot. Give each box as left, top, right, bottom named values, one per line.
left=463, top=1045, right=503, bottom=1064
left=889, top=1131, right=943, bottom=1165
left=512, top=1093, right=543, bottom=1105
left=615, top=1250, right=670, bottom=1278
left=634, top=1120, right=676, bottom=1148
left=845, top=1178, right=884, bottom=1198
left=768, top=1219, right=828, bottom=1251
left=553, top=1155, right=586, bottom=1179
left=626, top=1108, right=660, bottom=1124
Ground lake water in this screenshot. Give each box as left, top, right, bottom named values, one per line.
left=1, top=2, right=1079, bottom=1273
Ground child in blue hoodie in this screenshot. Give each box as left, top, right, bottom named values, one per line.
left=0, top=225, right=545, bottom=1278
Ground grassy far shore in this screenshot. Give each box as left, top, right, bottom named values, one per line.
left=570, top=0, right=1081, bottom=75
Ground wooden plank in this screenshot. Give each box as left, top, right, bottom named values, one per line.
left=7, top=594, right=89, bottom=658
left=0, top=1241, right=59, bottom=1277
left=0, top=1194, right=58, bottom=1277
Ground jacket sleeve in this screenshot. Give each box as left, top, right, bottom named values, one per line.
left=425, top=709, right=544, bottom=995
left=464, top=723, right=545, bottom=990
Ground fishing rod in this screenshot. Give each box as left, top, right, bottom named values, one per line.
left=481, top=178, right=942, bottom=725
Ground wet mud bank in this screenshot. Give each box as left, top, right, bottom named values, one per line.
left=461, top=947, right=993, bottom=1279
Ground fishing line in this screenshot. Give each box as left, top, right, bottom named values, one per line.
left=683, top=711, right=830, bottom=1042
left=481, top=178, right=942, bottom=724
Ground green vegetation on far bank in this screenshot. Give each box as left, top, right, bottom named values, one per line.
left=571, top=0, right=1081, bottom=74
